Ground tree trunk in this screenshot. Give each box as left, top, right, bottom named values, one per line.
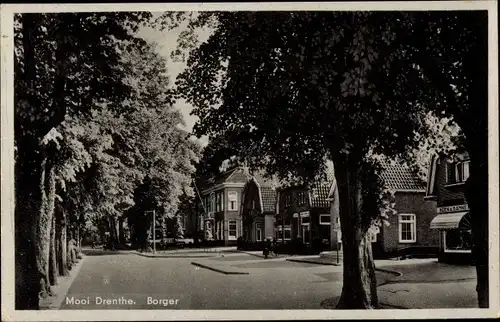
left=335, top=160, right=378, bottom=309
left=35, top=155, right=57, bottom=298
left=49, top=215, right=57, bottom=286
left=15, top=149, right=42, bottom=309
left=56, top=205, right=68, bottom=276
left=464, top=136, right=489, bottom=308
left=119, top=217, right=125, bottom=246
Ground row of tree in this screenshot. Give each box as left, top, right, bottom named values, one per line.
left=14, top=13, right=200, bottom=309
left=169, top=11, right=489, bottom=309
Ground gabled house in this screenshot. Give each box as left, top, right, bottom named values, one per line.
left=198, top=167, right=249, bottom=246
left=372, top=161, right=440, bottom=258
left=325, top=161, right=440, bottom=259
left=425, top=148, right=472, bottom=263
left=240, top=173, right=277, bottom=243
left=276, top=180, right=333, bottom=253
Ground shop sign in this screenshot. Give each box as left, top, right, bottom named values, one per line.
left=293, top=213, right=299, bottom=218
left=437, top=204, right=469, bottom=214
left=300, top=211, right=310, bottom=217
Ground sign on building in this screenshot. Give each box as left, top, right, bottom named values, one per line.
left=437, top=204, right=469, bottom=214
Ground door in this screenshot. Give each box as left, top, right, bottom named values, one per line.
left=302, top=225, right=310, bottom=244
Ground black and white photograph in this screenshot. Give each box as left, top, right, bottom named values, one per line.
left=1, top=2, right=498, bottom=320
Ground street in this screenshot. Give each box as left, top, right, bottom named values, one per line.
left=59, top=250, right=477, bottom=310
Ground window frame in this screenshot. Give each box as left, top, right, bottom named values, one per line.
left=276, top=225, right=292, bottom=241
left=398, top=213, right=416, bottom=243
left=319, top=214, right=331, bottom=225
left=228, top=191, right=238, bottom=211
left=228, top=220, right=237, bottom=240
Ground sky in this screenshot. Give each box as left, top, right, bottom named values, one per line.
left=136, top=17, right=210, bottom=147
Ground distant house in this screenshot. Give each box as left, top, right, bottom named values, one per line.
left=372, top=161, right=440, bottom=259
left=276, top=180, right=333, bottom=253
left=425, top=149, right=472, bottom=263
left=198, top=167, right=249, bottom=246
left=240, top=173, right=277, bottom=243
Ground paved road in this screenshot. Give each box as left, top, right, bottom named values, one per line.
left=60, top=250, right=348, bottom=309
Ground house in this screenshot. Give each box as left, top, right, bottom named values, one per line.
left=425, top=149, right=472, bottom=263
left=198, top=167, right=249, bottom=246
left=275, top=180, right=333, bottom=253
left=372, top=161, right=440, bottom=258
left=240, top=173, right=277, bottom=243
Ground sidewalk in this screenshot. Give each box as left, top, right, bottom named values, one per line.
left=39, top=253, right=86, bottom=310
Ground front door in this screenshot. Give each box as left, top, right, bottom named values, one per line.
left=302, top=225, right=310, bottom=244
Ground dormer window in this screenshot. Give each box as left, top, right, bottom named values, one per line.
left=446, top=160, right=470, bottom=184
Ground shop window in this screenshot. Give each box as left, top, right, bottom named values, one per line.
left=228, top=191, right=238, bottom=211
left=444, top=229, right=472, bottom=252
left=319, top=214, right=331, bottom=225
left=229, top=220, right=237, bottom=240
left=399, top=214, right=416, bottom=243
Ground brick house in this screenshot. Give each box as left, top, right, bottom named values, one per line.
left=275, top=181, right=333, bottom=253
left=325, top=161, right=440, bottom=259
left=371, top=161, right=440, bottom=258
left=240, top=174, right=277, bottom=243
left=425, top=149, right=472, bottom=263
left=198, top=167, right=249, bottom=246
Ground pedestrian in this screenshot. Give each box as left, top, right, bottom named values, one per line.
left=272, top=237, right=279, bottom=257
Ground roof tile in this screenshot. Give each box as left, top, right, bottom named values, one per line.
left=380, top=161, right=425, bottom=191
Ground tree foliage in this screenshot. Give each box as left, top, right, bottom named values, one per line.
left=173, top=10, right=487, bottom=308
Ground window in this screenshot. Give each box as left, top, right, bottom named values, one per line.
left=228, top=191, right=238, bottom=211
left=456, top=161, right=470, bottom=183
left=256, top=223, right=263, bottom=241
left=229, top=220, right=237, bottom=240
left=220, top=192, right=224, bottom=211
left=284, top=194, right=292, bottom=208
left=446, top=160, right=470, bottom=184
left=300, top=211, right=310, bottom=226
left=276, top=226, right=292, bottom=240
left=444, top=230, right=472, bottom=253
left=319, top=214, right=331, bottom=225
left=297, top=191, right=306, bottom=205
left=215, top=193, right=220, bottom=212
left=210, top=193, right=216, bottom=213
left=399, top=214, right=416, bottom=243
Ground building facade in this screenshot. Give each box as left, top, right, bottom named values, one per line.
left=198, top=167, right=249, bottom=246
left=425, top=151, right=472, bottom=263
left=276, top=181, right=333, bottom=252
left=240, top=175, right=277, bottom=243
left=372, top=162, right=440, bottom=258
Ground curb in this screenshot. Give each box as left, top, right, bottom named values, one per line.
left=191, top=262, right=250, bottom=275
left=134, top=252, right=215, bottom=259
left=40, top=254, right=86, bottom=310
left=286, top=258, right=341, bottom=266
left=374, top=267, right=403, bottom=277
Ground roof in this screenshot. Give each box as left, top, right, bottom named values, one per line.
left=215, top=167, right=249, bottom=185
left=309, top=182, right=334, bottom=209
left=380, top=161, right=426, bottom=191
left=261, top=187, right=277, bottom=213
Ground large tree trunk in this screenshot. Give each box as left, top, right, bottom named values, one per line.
left=35, top=155, right=57, bottom=298
left=464, top=135, right=489, bottom=308
left=49, top=216, right=57, bottom=286
left=15, top=148, right=42, bottom=309
left=55, top=204, right=68, bottom=276
left=335, top=159, right=378, bottom=309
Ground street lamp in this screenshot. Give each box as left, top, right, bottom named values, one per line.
left=145, top=210, right=156, bottom=254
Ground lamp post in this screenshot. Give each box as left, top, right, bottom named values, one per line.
left=145, top=210, right=156, bottom=254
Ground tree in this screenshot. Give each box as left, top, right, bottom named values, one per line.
left=14, top=12, right=153, bottom=309
left=172, top=11, right=478, bottom=308
left=399, top=12, right=489, bottom=307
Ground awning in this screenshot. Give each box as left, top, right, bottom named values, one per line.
left=430, top=212, right=470, bottom=230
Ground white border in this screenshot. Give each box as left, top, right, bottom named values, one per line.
left=1, top=1, right=499, bottom=320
